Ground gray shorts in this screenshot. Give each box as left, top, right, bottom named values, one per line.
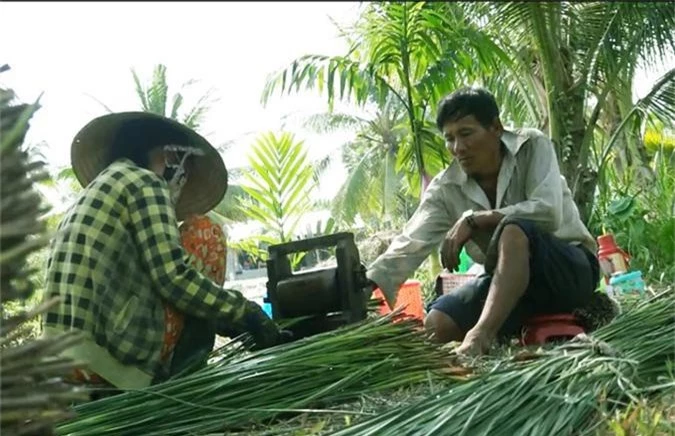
left=428, top=217, right=599, bottom=337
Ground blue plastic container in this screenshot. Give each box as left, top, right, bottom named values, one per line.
left=608, top=270, right=645, bottom=296
left=262, top=302, right=273, bottom=319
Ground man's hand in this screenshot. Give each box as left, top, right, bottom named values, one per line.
left=455, top=326, right=495, bottom=356
left=441, top=217, right=473, bottom=271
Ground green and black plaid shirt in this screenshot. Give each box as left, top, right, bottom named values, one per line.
left=44, top=159, right=277, bottom=379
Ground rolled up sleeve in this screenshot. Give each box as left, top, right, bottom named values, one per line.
left=367, top=179, right=454, bottom=308
left=496, top=135, right=563, bottom=232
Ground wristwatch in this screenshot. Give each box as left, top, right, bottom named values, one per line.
left=462, top=209, right=478, bottom=230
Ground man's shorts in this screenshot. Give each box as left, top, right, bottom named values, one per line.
left=427, top=217, right=600, bottom=337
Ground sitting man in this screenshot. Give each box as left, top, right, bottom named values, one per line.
left=366, top=88, right=599, bottom=355
left=42, top=112, right=284, bottom=392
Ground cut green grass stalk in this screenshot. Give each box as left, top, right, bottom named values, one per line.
left=56, top=314, right=457, bottom=436
left=332, top=289, right=675, bottom=436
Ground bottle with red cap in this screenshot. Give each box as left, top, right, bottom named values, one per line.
left=597, top=234, right=630, bottom=284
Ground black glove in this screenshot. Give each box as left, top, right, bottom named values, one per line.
left=251, top=328, right=295, bottom=351
left=216, top=302, right=284, bottom=350
left=247, top=312, right=283, bottom=350
left=278, top=329, right=295, bottom=344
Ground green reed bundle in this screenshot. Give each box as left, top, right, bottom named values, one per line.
left=56, top=315, right=454, bottom=436
left=333, top=289, right=675, bottom=436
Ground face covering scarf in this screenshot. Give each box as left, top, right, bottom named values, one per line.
left=162, top=144, right=205, bottom=205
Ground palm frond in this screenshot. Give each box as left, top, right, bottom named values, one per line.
left=473, top=2, right=540, bottom=47
left=238, top=132, right=316, bottom=242
left=261, top=54, right=391, bottom=112
left=169, top=92, right=183, bottom=120
left=599, top=68, right=675, bottom=172
left=611, top=2, right=675, bottom=70
left=1, top=67, right=88, bottom=434
left=331, top=143, right=379, bottom=225
left=183, top=88, right=215, bottom=129
left=83, top=92, right=115, bottom=114
left=302, top=112, right=366, bottom=134
left=146, top=64, right=169, bottom=116
left=212, top=183, right=252, bottom=223
left=311, top=153, right=333, bottom=183
left=130, top=68, right=149, bottom=112
left=478, top=72, right=542, bottom=127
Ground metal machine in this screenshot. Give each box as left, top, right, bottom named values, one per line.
left=264, top=232, right=370, bottom=338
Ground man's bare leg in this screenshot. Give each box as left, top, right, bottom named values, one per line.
left=424, top=309, right=464, bottom=343
left=457, top=224, right=530, bottom=354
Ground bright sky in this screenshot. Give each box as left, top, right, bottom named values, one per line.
left=1, top=2, right=363, bottom=200
left=1, top=2, right=672, bottom=204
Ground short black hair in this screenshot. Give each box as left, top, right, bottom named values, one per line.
left=108, top=118, right=189, bottom=168
left=435, top=87, right=500, bottom=131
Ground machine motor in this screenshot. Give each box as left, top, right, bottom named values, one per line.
left=264, top=232, right=370, bottom=338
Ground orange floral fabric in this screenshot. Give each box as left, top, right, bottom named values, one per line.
left=160, top=215, right=228, bottom=361
left=179, top=215, right=228, bottom=287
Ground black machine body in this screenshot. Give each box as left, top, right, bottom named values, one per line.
left=264, top=232, right=370, bottom=338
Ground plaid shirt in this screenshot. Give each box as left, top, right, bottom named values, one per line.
left=44, top=159, right=277, bottom=378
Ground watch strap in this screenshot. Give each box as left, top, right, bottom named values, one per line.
left=464, top=211, right=478, bottom=229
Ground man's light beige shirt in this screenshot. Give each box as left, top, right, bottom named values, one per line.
left=367, top=128, right=596, bottom=307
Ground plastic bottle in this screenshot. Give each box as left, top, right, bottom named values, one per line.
left=596, top=234, right=630, bottom=284
left=458, top=247, right=473, bottom=273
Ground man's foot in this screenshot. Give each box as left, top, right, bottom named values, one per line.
left=456, top=327, right=495, bottom=356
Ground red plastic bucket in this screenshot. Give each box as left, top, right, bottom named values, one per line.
left=373, top=280, right=424, bottom=323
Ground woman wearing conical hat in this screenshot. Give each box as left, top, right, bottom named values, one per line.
left=42, top=112, right=285, bottom=393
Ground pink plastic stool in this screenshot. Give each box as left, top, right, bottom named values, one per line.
left=520, top=314, right=585, bottom=346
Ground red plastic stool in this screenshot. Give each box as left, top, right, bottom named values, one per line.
left=520, top=314, right=585, bottom=346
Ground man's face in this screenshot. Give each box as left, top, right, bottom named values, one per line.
left=442, top=115, right=503, bottom=176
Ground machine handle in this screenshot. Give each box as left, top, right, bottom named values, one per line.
left=354, top=263, right=371, bottom=291
left=268, top=232, right=355, bottom=257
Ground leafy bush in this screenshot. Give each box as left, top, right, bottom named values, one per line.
left=590, top=147, right=675, bottom=283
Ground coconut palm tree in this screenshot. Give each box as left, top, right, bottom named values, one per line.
left=260, top=1, right=543, bottom=276
left=457, top=2, right=675, bottom=221
left=262, top=2, right=506, bottom=198
left=87, top=63, right=216, bottom=131
left=61, top=65, right=249, bottom=222
left=262, top=1, right=675, bottom=223
left=130, top=64, right=215, bottom=131
left=301, top=92, right=417, bottom=230
left=59, top=63, right=217, bottom=187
